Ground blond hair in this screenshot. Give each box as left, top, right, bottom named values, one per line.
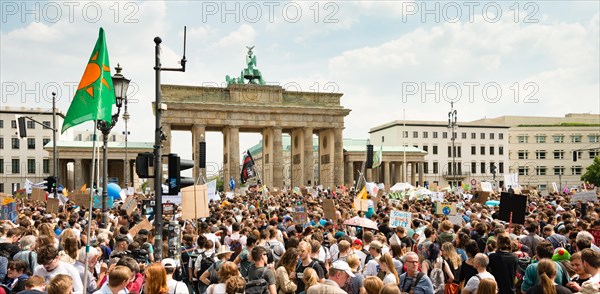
left=47, top=274, right=72, bottom=294
left=303, top=267, right=319, bottom=290
left=109, top=265, right=132, bottom=287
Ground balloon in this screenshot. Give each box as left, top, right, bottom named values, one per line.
left=107, top=183, right=121, bottom=199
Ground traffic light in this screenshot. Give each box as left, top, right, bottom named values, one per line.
left=45, top=176, right=57, bottom=193
left=135, top=153, right=154, bottom=178
left=366, top=144, right=374, bottom=168
left=17, top=116, right=27, bottom=138
left=167, top=153, right=194, bottom=195
left=573, top=151, right=578, bottom=162
left=491, top=164, right=497, bottom=175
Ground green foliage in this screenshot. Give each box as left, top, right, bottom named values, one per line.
left=581, top=156, right=600, bottom=186
left=216, top=177, right=224, bottom=192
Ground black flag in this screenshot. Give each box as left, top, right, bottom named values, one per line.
left=240, top=150, right=255, bottom=184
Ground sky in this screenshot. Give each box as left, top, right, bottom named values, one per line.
left=1, top=1, right=599, bottom=177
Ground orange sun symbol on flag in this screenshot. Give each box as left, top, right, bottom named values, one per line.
left=77, top=51, right=111, bottom=98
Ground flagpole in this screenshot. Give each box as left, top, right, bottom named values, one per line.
left=82, top=121, right=99, bottom=294
left=403, top=109, right=406, bottom=183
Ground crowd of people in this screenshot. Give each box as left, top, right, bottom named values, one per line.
left=0, top=186, right=599, bottom=294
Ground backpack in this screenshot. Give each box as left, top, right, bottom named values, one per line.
left=198, top=252, right=216, bottom=279
left=427, top=258, right=446, bottom=294
left=246, top=267, right=270, bottom=294
left=361, top=248, right=373, bottom=265
left=400, top=272, right=425, bottom=294
left=516, top=255, right=532, bottom=281
left=267, top=241, right=283, bottom=264
left=208, top=260, right=224, bottom=284
left=262, top=243, right=275, bottom=264
left=547, top=235, right=568, bottom=250
left=0, top=284, right=10, bottom=294
left=229, top=239, right=243, bottom=261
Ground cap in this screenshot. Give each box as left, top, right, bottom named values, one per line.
left=353, top=239, right=363, bottom=246
left=334, top=231, right=346, bottom=239
left=331, top=261, right=355, bottom=277
left=161, top=258, right=177, bottom=268
left=369, top=240, right=382, bottom=250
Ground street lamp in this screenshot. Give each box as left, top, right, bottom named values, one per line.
left=122, top=96, right=130, bottom=189
left=97, top=64, right=130, bottom=227
left=448, top=102, right=458, bottom=189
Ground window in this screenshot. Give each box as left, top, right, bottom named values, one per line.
left=27, top=138, right=35, bottom=149
left=462, top=132, right=467, bottom=139
left=422, top=145, right=428, bottom=152
left=0, top=138, right=3, bottom=150
left=413, top=145, right=418, bottom=149
left=518, top=150, right=528, bottom=159
left=0, top=183, right=3, bottom=193
left=423, top=162, right=429, bottom=174
left=538, top=184, right=547, bottom=191
left=518, top=166, right=528, bottom=176
left=590, top=150, right=599, bottom=158
left=11, top=138, right=19, bottom=149
left=403, top=131, right=408, bottom=138
left=433, top=162, right=439, bottom=173
left=499, top=162, right=504, bottom=173
left=433, top=145, right=438, bottom=155
left=536, top=166, right=547, bottom=176
left=453, top=132, right=457, bottom=140
left=480, top=146, right=486, bottom=155
left=518, top=135, right=528, bottom=143
left=553, top=166, right=564, bottom=176
left=589, top=135, right=599, bottom=143
left=442, top=132, right=448, bottom=139
left=43, top=159, right=50, bottom=173
left=423, top=132, right=428, bottom=139
left=11, top=159, right=20, bottom=174
left=11, top=120, right=16, bottom=128
left=536, top=150, right=546, bottom=159
left=433, top=132, right=438, bottom=139
left=490, top=133, right=495, bottom=140
left=27, top=159, right=35, bottom=174
left=413, top=131, right=418, bottom=138
left=480, top=133, right=485, bottom=139
left=43, top=138, right=50, bottom=146
left=553, top=150, right=564, bottom=159
left=471, top=146, right=476, bottom=155
left=553, top=135, right=564, bottom=143
left=26, top=120, right=35, bottom=129
left=572, top=135, right=582, bottom=143
left=480, top=162, right=486, bottom=174
left=0, top=159, right=3, bottom=173
left=489, top=146, right=495, bottom=155
left=499, top=133, right=504, bottom=140
left=499, top=146, right=504, bottom=155
left=471, top=133, right=476, bottom=139
left=471, top=162, right=477, bottom=174
left=448, top=146, right=452, bottom=157
left=0, top=120, right=3, bottom=128
left=381, top=136, right=384, bottom=143
left=571, top=166, right=582, bottom=175
left=536, top=135, right=546, bottom=143
left=43, top=121, right=51, bottom=128
left=457, top=146, right=462, bottom=157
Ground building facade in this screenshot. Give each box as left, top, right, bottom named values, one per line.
left=370, top=120, right=510, bottom=187
left=0, top=107, right=65, bottom=193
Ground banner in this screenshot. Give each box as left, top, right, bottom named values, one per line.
left=207, top=179, right=219, bottom=201
left=389, top=210, right=411, bottom=228
left=122, top=196, right=138, bottom=216
left=435, top=202, right=457, bottom=215
left=571, top=191, right=598, bottom=203
left=240, top=150, right=256, bottom=184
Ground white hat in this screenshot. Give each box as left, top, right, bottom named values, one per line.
left=216, top=245, right=233, bottom=256
left=331, top=261, right=355, bottom=277
left=161, top=258, right=177, bottom=268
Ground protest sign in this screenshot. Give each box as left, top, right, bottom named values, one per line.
left=142, top=200, right=155, bottom=216
left=207, top=180, right=219, bottom=201
left=429, top=182, right=438, bottom=192
left=181, top=185, right=209, bottom=219
left=552, top=182, right=559, bottom=193
left=498, top=192, right=527, bottom=225
left=353, top=198, right=369, bottom=212
left=589, top=229, right=600, bottom=246
left=93, top=195, right=113, bottom=209
left=431, top=192, right=445, bottom=202
left=47, top=198, right=60, bottom=214
left=1, top=202, right=18, bottom=222
left=293, top=204, right=307, bottom=224
left=472, top=191, right=490, bottom=205
left=162, top=203, right=175, bottom=215
left=435, top=202, right=457, bottom=215
left=226, top=192, right=235, bottom=199
left=448, top=215, right=463, bottom=226
left=31, top=188, right=46, bottom=202
left=323, top=199, right=337, bottom=221
left=571, top=191, right=598, bottom=203
left=480, top=182, right=493, bottom=192
left=129, top=219, right=152, bottom=237
left=71, top=193, right=90, bottom=207
left=389, top=210, right=411, bottom=228
left=122, top=197, right=138, bottom=216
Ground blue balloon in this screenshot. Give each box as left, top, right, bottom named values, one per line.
left=107, top=183, right=121, bottom=199
left=486, top=200, right=500, bottom=207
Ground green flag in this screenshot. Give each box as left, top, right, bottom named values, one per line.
left=62, top=28, right=115, bottom=133
left=372, top=145, right=382, bottom=168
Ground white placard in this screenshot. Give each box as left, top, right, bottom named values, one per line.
left=226, top=192, right=235, bottom=199
left=127, top=187, right=134, bottom=195
left=162, top=194, right=182, bottom=205
left=481, top=182, right=493, bottom=192
left=571, top=191, right=598, bottom=203
left=448, top=215, right=463, bottom=226
left=552, top=182, right=559, bottom=193
left=390, top=210, right=411, bottom=228
left=504, top=173, right=519, bottom=189
left=431, top=192, right=445, bottom=202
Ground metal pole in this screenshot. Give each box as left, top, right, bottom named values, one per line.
left=123, top=98, right=130, bottom=188
left=403, top=109, right=406, bottom=183
left=154, top=36, right=164, bottom=261
left=52, top=92, right=57, bottom=182
left=102, top=129, right=109, bottom=226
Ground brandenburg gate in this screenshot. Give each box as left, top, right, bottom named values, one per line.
left=159, top=47, right=351, bottom=188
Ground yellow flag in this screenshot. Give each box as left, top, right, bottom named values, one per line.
left=63, top=189, right=69, bottom=197
left=80, top=184, right=87, bottom=192
left=358, top=186, right=368, bottom=200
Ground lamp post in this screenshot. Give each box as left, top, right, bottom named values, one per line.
left=122, top=97, right=130, bottom=188
left=98, top=64, right=130, bottom=227
left=448, top=102, right=458, bottom=189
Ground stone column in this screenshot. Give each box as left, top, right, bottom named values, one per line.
left=222, top=127, right=230, bottom=186
left=418, top=162, right=424, bottom=186
left=334, top=128, right=344, bottom=187
left=411, top=162, right=417, bottom=186
left=273, top=127, right=283, bottom=188
left=384, top=161, right=391, bottom=189
left=290, top=128, right=304, bottom=187
left=162, top=123, right=172, bottom=155
left=229, top=127, right=240, bottom=185
left=192, top=124, right=206, bottom=181
left=304, top=127, right=314, bottom=186
left=74, top=159, right=83, bottom=190
left=346, top=160, right=354, bottom=187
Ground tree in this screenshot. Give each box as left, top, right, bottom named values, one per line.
left=581, top=156, right=600, bottom=186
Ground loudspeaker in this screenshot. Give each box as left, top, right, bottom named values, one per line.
left=199, top=141, right=206, bottom=168
left=366, top=144, right=374, bottom=168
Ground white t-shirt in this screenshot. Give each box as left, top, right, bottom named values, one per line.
left=204, top=233, right=220, bottom=250
left=33, top=261, right=84, bottom=292
left=383, top=272, right=397, bottom=285
left=167, top=279, right=190, bottom=294
left=207, top=283, right=226, bottom=294
left=363, top=256, right=380, bottom=277
left=464, top=271, right=495, bottom=293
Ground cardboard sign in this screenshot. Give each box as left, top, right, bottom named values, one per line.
left=472, top=191, right=490, bottom=205
left=448, top=215, right=464, bottom=226
left=429, top=183, right=438, bottom=192
left=122, top=197, right=138, bottom=216
left=389, top=210, right=411, bottom=228
left=435, top=202, right=457, bottom=215
left=323, top=199, right=337, bottom=221
left=181, top=185, right=209, bottom=219
left=129, top=219, right=152, bottom=237
left=571, top=191, right=598, bottom=203
left=498, top=192, right=527, bottom=225
left=353, top=198, right=369, bottom=212
left=71, top=193, right=90, bottom=207
left=588, top=229, right=600, bottom=246
left=480, top=182, right=493, bottom=192
left=32, top=188, right=46, bottom=202
left=46, top=198, right=60, bottom=213
left=300, top=186, right=308, bottom=196
left=293, top=212, right=308, bottom=224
